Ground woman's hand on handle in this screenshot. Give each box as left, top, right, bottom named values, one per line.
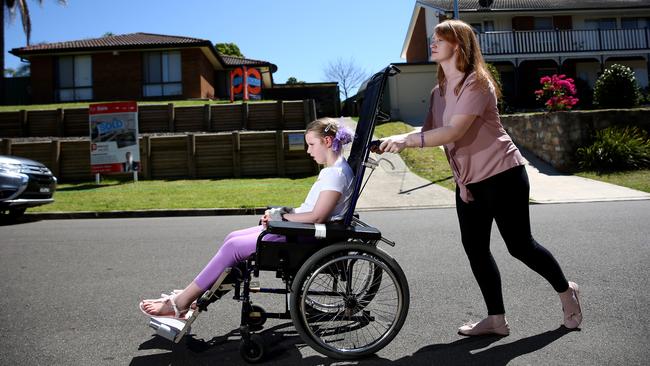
left=379, top=136, right=408, bottom=154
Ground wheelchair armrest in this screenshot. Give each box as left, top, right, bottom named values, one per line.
left=266, top=220, right=381, bottom=241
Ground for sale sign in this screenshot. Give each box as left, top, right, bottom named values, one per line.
left=89, top=102, right=140, bottom=174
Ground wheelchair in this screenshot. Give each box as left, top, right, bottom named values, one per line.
left=147, top=65, right=409, bottom=363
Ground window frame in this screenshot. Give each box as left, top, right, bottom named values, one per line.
left=142, top=51, right=183, bottom=97
left=54, top=55, right=93, bottom=102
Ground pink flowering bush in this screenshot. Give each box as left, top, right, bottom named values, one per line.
left=534, top=74, right=579, bottom=111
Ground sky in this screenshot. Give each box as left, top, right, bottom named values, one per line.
left=4, top=0, right=416, bottom=94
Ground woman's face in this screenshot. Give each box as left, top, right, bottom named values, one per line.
left=429, top=33, right=455, bottom=63
left=305, top=131, right=331, bottom=165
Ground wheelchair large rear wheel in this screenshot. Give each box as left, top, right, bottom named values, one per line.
left=303, top=256, right=382, bottom=316
left=290, top=243, right=409, bottom=359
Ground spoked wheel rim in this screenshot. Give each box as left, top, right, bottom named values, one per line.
left=298, top=252, right=404, bottom=355
left=304, top=255, right=382, bottom=315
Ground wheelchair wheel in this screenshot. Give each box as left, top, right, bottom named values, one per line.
left=290, top=243, right=409, bottom=359
left=239, top=334, right=265, bottom=363
left=244, top=305, right=267, bottom=327
left=304, top=256, right=382, bottom=316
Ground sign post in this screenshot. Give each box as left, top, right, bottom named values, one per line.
left=89, top=101, right=140, bottom=182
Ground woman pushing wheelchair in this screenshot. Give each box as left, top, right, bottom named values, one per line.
left=139, top=117, right=355, bottom=319
left=377, top=19, right=582, bottom=336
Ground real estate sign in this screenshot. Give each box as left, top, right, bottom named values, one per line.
left=89, top=101, right=140, bottom=174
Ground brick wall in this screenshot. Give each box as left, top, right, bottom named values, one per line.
left=93, top=51, right=142, bottom=100
left=29, top=56, right=54, bottom=104
left=181, top=48, right=215, bottom=99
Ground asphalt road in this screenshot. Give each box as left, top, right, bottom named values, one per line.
left=1, top=201, right=649, bottom=365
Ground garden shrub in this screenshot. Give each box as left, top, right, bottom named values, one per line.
left=534, top=74, right=579, bottom=111
left=486, top=63, right=508, bottom=112
left=593, top=64, right=641, bottom=108
left=573, top=77, right=593, bottom=109
left=577, top=126, right=650, bottom=172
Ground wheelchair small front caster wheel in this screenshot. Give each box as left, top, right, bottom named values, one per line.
left=245, top=305, right=267, bottom=327
left=240, top=334, right=265, bottom=363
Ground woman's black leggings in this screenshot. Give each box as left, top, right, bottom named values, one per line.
left=455, top=164, right=569, bottom=315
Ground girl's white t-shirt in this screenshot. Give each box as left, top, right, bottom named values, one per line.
left=294, top=155, right=354, bottom=221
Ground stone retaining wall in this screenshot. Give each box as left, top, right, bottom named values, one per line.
left=500, top=108, right=650, bottom=172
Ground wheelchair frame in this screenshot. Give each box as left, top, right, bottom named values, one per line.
left=148, top=65, right=409, bottom=363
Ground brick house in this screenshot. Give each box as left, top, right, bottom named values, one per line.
left=394, top=0, right=650, bottom=123
left=9, top=32, right=277, bottom=104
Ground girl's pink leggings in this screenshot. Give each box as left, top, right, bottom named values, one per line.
left=193, top=225, right=285, bottom=291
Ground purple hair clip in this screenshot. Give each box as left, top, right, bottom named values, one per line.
left=331, top=121, right=355, bottom=153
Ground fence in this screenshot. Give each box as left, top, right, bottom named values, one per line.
left=0, top=130, right=318, bottom=182
left=0, top=99, right=317, bottom=138
left=478, top=28, right=650, bottom=55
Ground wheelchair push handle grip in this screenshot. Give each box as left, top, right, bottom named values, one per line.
left=369, top=139, right=382, bottom=153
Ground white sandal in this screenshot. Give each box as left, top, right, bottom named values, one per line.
left=138, top=293, right=190, bottom=320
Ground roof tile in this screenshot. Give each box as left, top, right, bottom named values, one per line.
left=421, top=0, right=650, bottom=11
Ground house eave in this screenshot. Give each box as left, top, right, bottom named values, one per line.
left=401, top=1, right=447, bottom=59
left=10, top=42, right=227, bottom=70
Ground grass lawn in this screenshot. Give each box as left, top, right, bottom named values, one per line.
left=29, top=176, right=316, bottom=213
left=373, top=122, right=456, bottom=191
left=576, top=170, right=650, bottom=193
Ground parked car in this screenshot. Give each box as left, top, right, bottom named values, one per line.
left=0, top=155, right=57, bottom=218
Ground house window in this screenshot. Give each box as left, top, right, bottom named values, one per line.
left=585, top=18, right=617, bottom=30
left=55, top=55, right=92, bottom=101
left=534, top=17, right=554, bottom=30
left=143, top=51, right=182, bottom=97
left=621, top=17, right=650, bottom=29
left=470, top=21, right=495, bottom=33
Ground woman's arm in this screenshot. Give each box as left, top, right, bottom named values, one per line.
left=379, top=114, right=477, bottom=153
left=282, top=190, right=342, bottom=224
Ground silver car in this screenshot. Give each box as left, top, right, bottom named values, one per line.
left=0, top=155, right=57, bottom=218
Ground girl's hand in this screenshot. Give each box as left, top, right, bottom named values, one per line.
left=379, top=136, right=408, bottom=153
left=261, top=210, right=270, bottom=228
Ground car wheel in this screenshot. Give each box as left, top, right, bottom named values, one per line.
left=8, top=208, right=26, bottom=219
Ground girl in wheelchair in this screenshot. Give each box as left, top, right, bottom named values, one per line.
left=139, top=117, right=355, bottom=319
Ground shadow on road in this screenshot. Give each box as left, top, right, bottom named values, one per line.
left=383, top=326, right=576, bottom=365
left=130, top=323, right=575, bottom=365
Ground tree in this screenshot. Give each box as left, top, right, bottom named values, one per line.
left=215, top=42, right=244, bottom=57
left=324, top=57, right=368, bottom=100
left=286, top=76, right=305, bottom=84
left=1, top=0, right=67, bottom=103
left=4, top=63, right=30, bottom=77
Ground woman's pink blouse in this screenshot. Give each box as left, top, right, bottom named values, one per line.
left=422, top=72, right=525, bottom=203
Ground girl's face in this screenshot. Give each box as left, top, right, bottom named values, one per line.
left=429, top=33, right=455, bottom=63
left=305, top=131, right=331, bottom=165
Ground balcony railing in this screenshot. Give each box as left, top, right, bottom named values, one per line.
left=478, top=28, right=650, bottom=55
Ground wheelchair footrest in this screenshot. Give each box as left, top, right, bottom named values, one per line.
left=147, top=268, right=235, bottom=343
left=148, top=316, right=191, bottom=343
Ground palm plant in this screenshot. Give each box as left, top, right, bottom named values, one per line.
left=1, top=0, right=67, bottom=102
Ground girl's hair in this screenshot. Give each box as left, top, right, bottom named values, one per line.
left=434, top=19, right=502, bottom=99
left=305, top=117, right=354, bottom=153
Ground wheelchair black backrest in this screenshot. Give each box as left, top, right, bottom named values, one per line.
left=343, top=65, right=400, bottom=227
